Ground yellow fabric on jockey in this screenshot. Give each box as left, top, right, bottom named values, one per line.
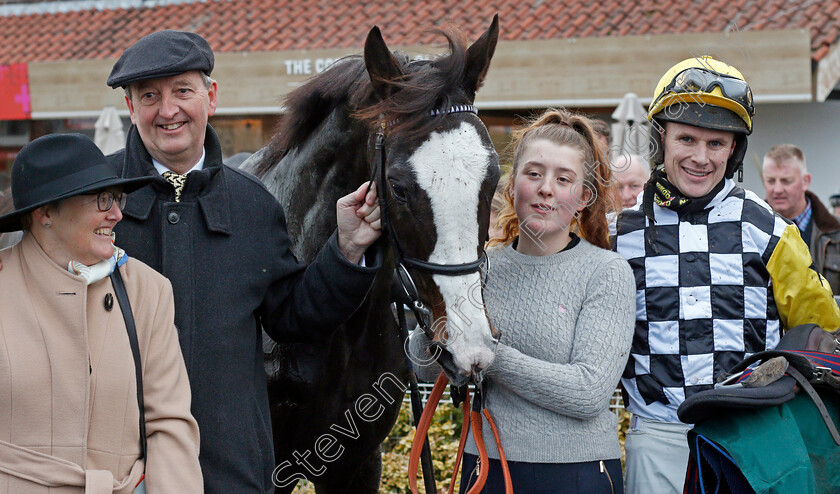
left=767, top=223, right=840, bottom=331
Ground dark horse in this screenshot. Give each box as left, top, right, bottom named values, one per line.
left=240, top=17, right=501, bottom=493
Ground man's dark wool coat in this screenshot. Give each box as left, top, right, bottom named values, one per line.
left=109, top=124, right=379, bottom=493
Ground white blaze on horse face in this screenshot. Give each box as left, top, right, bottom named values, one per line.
left=409, top=121, right=498, bottom=375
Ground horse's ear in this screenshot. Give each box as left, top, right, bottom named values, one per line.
left=463, top=14, right=499, bottom=99
left=364, top=26, right=404, bottom=101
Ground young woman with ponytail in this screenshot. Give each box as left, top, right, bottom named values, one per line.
left=414, top=109, right=636, bottom=493
left=489, top=109, right=616, bottom=250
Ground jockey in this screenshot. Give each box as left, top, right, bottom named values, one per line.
left=613, top=56, right=840, bottom=494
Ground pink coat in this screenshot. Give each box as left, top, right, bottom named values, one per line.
left=0, top=234, right=202, bottom=493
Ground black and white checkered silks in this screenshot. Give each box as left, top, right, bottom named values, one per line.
left=614, top=180, right=788, bottom=422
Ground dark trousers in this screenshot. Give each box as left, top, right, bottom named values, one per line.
left=459, top=453, right=623, bottom=494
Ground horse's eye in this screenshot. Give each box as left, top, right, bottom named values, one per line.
left=391, top=183, right=407, bottom=202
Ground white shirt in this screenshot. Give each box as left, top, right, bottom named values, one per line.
left=152, top=148, right=206, bottom=176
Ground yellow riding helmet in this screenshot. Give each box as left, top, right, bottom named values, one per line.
left=647, top=56, right=754, bottom=134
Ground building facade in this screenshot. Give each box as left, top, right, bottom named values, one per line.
left=2, top=0, right=840, bottom=200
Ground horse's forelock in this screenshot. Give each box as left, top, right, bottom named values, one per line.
left=356, top=26, right=471, bottom=140
left=255, top=25, right=473, bottom=177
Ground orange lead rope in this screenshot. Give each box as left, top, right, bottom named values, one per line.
left=409, top=371, right=513, bottom=494
left=466, top=400, right=490, bottom=493
left=409, top=372, right=448, bottom=494
left=447, top=391, right=471, bottom=494
left=483, top=408, right=513, bottom=493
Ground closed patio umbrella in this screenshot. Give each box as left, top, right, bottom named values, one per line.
left=610, top=92, right=650, bottom=160
left=94, top=105, right=125, bottom=155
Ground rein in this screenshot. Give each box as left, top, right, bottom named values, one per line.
left=368, top=104, right=511, bottom=493
left=408, top=372, right=513, bottom=494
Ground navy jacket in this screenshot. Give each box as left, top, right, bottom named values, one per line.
left=109, top=124, right=379, bottom=493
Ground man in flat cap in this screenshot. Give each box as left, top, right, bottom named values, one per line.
left=106, top=30, right=383, bottom=493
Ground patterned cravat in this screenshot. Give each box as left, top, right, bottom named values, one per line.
left=162, top=171, right=187, bottom=202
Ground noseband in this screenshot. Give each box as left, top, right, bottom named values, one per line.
left=370, top=104, right=487, bottom=338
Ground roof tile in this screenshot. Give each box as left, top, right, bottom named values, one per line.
left=578, top=24, right=596, bottom=38
left=0, top=0, right=837, bottom=64
left=571, top=12, right=588, bottom=28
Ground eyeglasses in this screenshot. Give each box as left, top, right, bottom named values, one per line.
left=91, top=191, right=127, bottom=212
left=657, top=67, right=755, bottom=118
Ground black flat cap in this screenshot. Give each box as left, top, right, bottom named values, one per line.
left=107, top=30, right=214, bottom=89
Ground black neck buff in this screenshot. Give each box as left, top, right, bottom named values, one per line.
left=642, top=169, right=726, bottom=223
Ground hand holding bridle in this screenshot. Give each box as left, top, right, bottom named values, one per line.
left=336, top=181, right=382, bottom=264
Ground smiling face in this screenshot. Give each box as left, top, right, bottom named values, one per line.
left=662, top=121, right=736, bottom=198
left=511, top=139, right=591, bottom=255
left=37, top=188, right=124, bottom=267
left=126, top=71, right=217, bottom=174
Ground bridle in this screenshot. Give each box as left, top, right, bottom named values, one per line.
left=367, top=105, right=512, bottom=494
left=369, top=104, right=488, bottom=340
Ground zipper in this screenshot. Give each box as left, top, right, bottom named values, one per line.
left=600, top=460, right=615, bottom=494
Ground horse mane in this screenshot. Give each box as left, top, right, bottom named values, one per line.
left=255, top=26, right=471, bottom=176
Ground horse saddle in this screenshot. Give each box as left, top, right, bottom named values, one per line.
left=680, top=324, right=840, bottom=494
left=678, top=324, right=840, bottom=444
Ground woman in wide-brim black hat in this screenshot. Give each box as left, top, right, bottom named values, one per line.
left=0, top=133, right=204, bottom=492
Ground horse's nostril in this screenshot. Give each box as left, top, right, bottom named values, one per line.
left=471, top=362, right=488, bottom=379
left=470, top=367, right=487, bottom=386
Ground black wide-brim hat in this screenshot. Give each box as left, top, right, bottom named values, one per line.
left=0, top=133, right=154, bottom=233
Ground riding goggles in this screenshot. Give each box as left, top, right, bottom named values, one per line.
left=655, top=67, right=755, bottom=118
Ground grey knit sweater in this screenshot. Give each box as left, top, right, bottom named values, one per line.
left=414, top=238, right=635, bottom=463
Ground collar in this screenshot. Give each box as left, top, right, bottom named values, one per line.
left=791, top=197, right=812, bottom=232
left=512, top=232, right=580, bottom=255
left=704, top=178, right=736, bottom=210
left=19, top=233, right=88, bottom=288
left=805, top=190, right=840, bottom=233
left=643, top=175, right=734, bottom=223
left=120, top=124, right=231, bottom=235
left=152, top=148, right=206, bottom=176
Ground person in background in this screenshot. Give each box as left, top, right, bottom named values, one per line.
left=613, top=153, right=650, bottom=209
left=414, top=108, right=635, bottom=494
left=831, top=191, right=840, bottom=216
left=589, top=118, right=612, bottom=156
left=614, top=56, right=840, bottom=494
left=0, top=134, right=202, bottom=493
left=762, top=144, right=840, bottom=294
